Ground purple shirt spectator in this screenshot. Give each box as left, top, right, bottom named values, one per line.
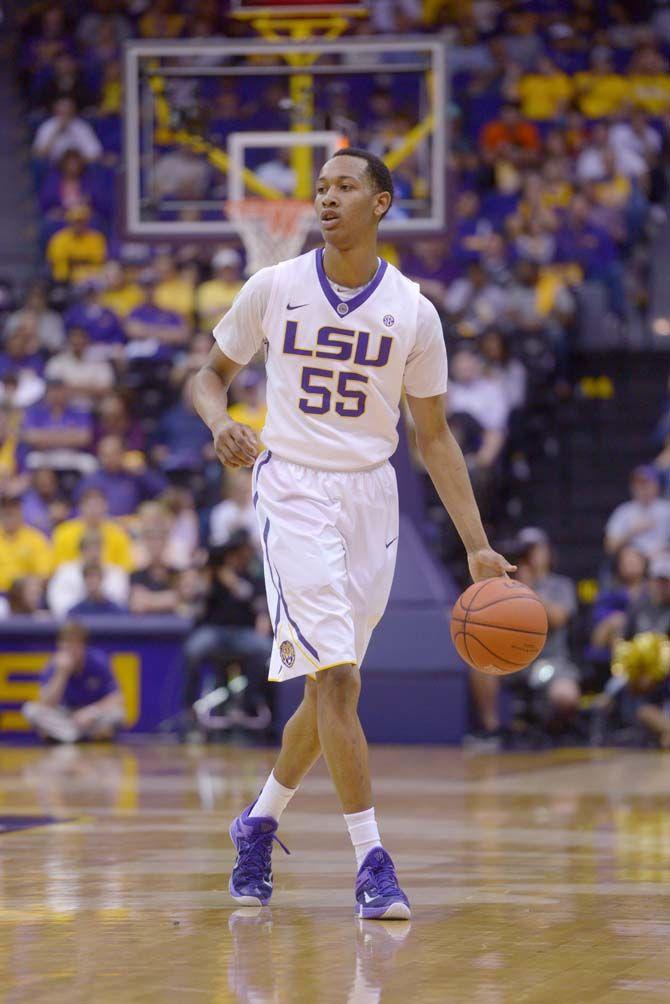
left=125, top=302, right=186, bottom=361
left=68, top=598, right=126, bottom=616
left=40, top=648, right=118, bottom=710
left=23, top=399, right=93, bottom=439
left=64, top=299, right=125, bottom=347
left=75, top=467, right=165, bottom=518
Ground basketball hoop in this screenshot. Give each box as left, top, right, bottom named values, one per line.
left=226, top=199, right=315, bottom=275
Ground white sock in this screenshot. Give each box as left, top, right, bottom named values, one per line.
left=249, top=771, right=296, bottom=822
left=344, top=807, right=382, bottom=869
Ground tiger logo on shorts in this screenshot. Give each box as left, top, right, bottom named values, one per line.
left=280, top=641, right=296, bottom=668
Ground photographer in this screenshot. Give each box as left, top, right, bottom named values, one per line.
left=182, top=530, right=272, bottom=731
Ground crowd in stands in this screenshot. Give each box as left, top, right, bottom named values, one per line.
left=6, top=0, right=670, bottom=744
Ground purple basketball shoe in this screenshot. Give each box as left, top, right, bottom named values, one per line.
left=229, top=802, right=290, bottom=906
left=354, top=847, right=411, bottom=920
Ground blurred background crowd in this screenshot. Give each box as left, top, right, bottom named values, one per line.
left=3, top=0, right=670, bottom=747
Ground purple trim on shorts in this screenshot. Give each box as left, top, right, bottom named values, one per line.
left=315, top=248, right=388, bottom=317
left=262, top=517, right=320, bottom=662
left=252, top=450, right=273, bottom=509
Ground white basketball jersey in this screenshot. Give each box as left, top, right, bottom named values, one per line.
left=213, top=248, right=448, bottom=471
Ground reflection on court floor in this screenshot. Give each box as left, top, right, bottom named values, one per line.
left=1, top=743, right=669, bottom=1002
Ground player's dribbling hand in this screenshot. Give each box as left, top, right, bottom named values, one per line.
left=467, top=548, right=517, bottom=583
left=212, top=418, right=260, bottom=468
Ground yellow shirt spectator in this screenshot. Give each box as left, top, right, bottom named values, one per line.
left=155, top=276, right=195, bottom=321
left=101, top=282, right=144, bottom=318
left=53, top=518, right=133, bottom=572
left=574, top=72, right=629, bottom=117
left=228, top=402, right=267, bottom=438
left=197, top=249, right=245, bottom=330
left=196, top=278, right=244, bottom=329
left=0, top=500, right=53, bottom=590
left=518, top=72, right=573, bottom=120
left=46, top=207, right=107, bottom=283
left=628, top=75, right=670, bottom=114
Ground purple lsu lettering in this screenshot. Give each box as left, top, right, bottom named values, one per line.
left=283, top=322, right=393, bottom=368
left=282, top=322, right=393, bottom=418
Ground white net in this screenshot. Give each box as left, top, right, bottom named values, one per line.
left=225, top=199, right=316, bottom=275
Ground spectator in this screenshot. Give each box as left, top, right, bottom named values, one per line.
left=139, top=1, right=186, bottom=39
left=95, top=392, right=145, bottom=453
left=479, top=328, right=527, bottom=412
left=129, top=523, right=179, bottom=614
left=442, top=262, right=508, bottom=338
left=575, top=122, right=612, bottom=183
left=609, top=109, right=662, bottom=179
left=447, top=349, right=509, bottom=469
left=514, top=56, right=573, bottom=121
left=22, top=467, right=70, bottom=536
left=401, top=237, right=455, bottom=308
left=555, top=194, right=626, bottom=318
left=596, top=556, right=670, bottom=748
left=45, top=326, right=114, bottom=408
left=228, top=369, right=267, bottom=439
left=46, top=205, right=107, bottom=284
left=32, top=96, right=102, bottom=163
left=5, top=282, right=65, bottom=353
left=20, top=378, right=94, bottom=473
left=479, top=102, right=542, bottom=166
left=7, top=576, right=47, bottom=617
left=32, top=52, right=91, bottom=120
left=160, top=487, right=200, bottom=570
left=210, top=469, right=259, bottom=549
left=154, top=251, right=195, bottom=323
left=47, top=528, right=129, bottom=618
left=182, top=531, right=271, bottom=725
left=587, top=546, right=648, bottom=687
left=62, top=279, right=126, bottom=355
left=76, top=0, right=132, bottom=51
left=0, top=496, right=53, bottom=592
left=170, top=332, right=212, bottom=387
left=22, top=622, right=125, bottom=743
left=76, top=435, right=165, bottom=518
left=53, top=487, right=133, bottom=571
left=604, top=465, right=670, bottom=558
left=99, top=260, right=143, bottom=318
left=125, top=271, right=188, bottom=361
left=152, top=376, right=212, bottom=474
left=469, top=528, right=580, bottom=743
left=573, top=53, right=628, bottom=119
left=152, top=147, right=211, bottom=201
left=69, top=561, right=127, bottom=616
left=0, top=404, right=24, bottom=496
left=39, top=146, right=107, bottom=225
left=196, top=249, right=244, bottom=331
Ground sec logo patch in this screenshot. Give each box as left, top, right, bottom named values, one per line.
left=280, top=641, right=296, bottom=668
left=383, top=314, right=395, bottom=327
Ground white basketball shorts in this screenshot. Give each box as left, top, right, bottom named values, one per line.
left=252, top=451, right=399, bottom=682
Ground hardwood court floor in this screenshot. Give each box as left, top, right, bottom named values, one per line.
left=1, top=743, right=669, bottom=1004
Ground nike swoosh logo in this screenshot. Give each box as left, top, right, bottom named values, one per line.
left=385, top=537, right=398, bottom=549
left=287, top=302, right=309, bottom=310
left=363, top=891, right=376, bottom=903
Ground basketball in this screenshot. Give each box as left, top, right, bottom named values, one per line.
left=450, top=577, right=548, bottom=676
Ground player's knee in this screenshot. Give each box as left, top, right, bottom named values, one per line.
left=315, top=663, right=360, bottom=706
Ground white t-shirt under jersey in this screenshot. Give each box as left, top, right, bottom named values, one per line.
left=213, top=249, right=448, bottom=471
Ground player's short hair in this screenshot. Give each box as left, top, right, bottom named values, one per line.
left=331, top=147, right=394, bottom=219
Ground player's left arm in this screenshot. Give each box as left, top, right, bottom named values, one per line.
left=406, top=392, right=516, bottom=583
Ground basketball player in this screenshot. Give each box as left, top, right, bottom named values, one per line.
left=193, top=148, right=514, bottom=920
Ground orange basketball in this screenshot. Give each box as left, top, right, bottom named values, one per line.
left=450, top=577, right=548, bottom=676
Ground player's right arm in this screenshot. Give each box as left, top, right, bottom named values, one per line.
left=192, top=267, right=273, bottom=469
left=192, top=345, right=260, bottom=468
